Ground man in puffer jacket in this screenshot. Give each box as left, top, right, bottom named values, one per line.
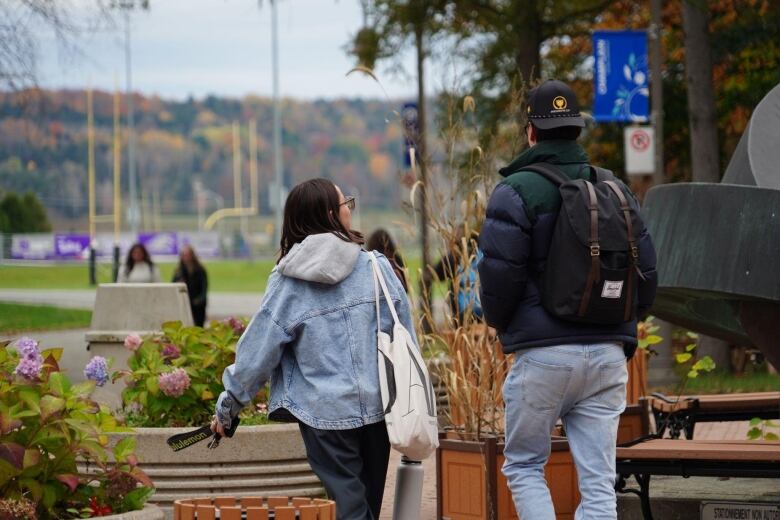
left=478, top=79, right=657, bottom=519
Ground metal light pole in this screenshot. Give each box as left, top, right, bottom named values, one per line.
left=112, top=80, right=122, bottom=281
left=124, top=8, right=139, bottom=235
left=87, top=87, right=97, bottom=285
left=112, top=0, right=147, bottom=236
left=271, top=0, right=284, bottom=251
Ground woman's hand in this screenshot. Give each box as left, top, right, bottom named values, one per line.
left=210, top=416, right=226, bottom=437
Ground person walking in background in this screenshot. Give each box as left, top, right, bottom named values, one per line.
left=172, top=245, right=208, bottom=327
left=116, top=243, right=161, bottom=283
left=212, top=178, right=417, bottom=520
left=427, top=223, right=482, bottom=324
left=478, top=79, right=657, bottom=519
left=366, top=228, right=408, bottom=292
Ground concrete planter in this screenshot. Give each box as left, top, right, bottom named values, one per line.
left=109, top=424, right=324, bottom=519
left=97, top=504, right=164, bottom=520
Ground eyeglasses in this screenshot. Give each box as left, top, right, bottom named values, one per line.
left=340, top=196, right=356, bottom=211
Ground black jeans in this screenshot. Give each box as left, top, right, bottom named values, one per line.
left=191, top=304, right=206, bottom=327
left=298, top=421, right=390, bottom=520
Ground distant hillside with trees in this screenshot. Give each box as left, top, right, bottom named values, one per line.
left=0, top=89, right=408, bottom=220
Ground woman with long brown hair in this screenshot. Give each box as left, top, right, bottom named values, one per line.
left=366, top=228, right=408, bottom=292
left=172, top=245, right=208, bottom=327
left=212, top=178, right=417, bottom=520
left=117, top=243, right=161, bottom=283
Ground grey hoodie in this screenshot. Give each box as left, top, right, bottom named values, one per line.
left=277, top=233, right=362, bottom=284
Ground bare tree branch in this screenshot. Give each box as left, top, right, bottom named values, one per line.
left=0, top=1, right=114, bottom=91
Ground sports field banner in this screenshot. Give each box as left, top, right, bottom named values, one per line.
left=138, top=231, right=178, bottom=256
left=11, top=234, right=55, bottom=260
left=593, top=30, right=649, bottom=123
left=178, top=232, right=221, bottom=258
left=54, top=234, right=90, bottom=259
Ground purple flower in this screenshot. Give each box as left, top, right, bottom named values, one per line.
left=15, top=353, right=43, bottom=381
left=14, top=337, right=43, bottom=381
left=158, top=368, right=191, bottom=397
left=84, top=356, right=109, bottom=387
left=161, top=343, right=181, bottom=360
left=15, top=337, right=39, bottom=358
left=124, top=334, right=142, bottom=352
left=222, top=317, right=246, bottom=336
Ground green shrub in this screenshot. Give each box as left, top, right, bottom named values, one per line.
left=115, top=318, right=269, bottom=427
left=0, top=338, right=153, bottom=519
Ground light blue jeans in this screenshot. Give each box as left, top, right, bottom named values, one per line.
left=502, top=343, right=628, bottom=520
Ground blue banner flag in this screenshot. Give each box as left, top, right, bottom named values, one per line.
left=592, top=30, right=649, bottom=123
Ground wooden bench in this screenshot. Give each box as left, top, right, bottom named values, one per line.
left=648, top=391, right=780, bottom=439
left=615, top=437, right=780, bottom=520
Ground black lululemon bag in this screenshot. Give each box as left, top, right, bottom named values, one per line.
left=523, top=162, right=645, bottom=325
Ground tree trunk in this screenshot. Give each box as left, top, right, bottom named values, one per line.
left=682, top=0, right=720, bottom=183
left=683, top=1, right=729, bottom=367
left=511, top=0, right=541, bottom=84
left=414, top=22, right=432, bottom=330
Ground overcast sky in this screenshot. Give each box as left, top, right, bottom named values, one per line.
left=35, top=0, right=452, bottom=101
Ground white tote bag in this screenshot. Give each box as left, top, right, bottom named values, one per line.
left=368, top=252, right=439, bottom=461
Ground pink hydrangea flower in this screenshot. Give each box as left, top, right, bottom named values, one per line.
left=158, top=368, right=191, bottom=397
left=124, top=333, right=142, bottom=351
left=161, top=343, right=181, bottom=360
left=222, top=317, right=246, bottom=336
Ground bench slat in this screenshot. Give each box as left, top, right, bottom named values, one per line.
left=617, top=439, right=780, bottom=462
left=649, top=392, right=780, bottom=413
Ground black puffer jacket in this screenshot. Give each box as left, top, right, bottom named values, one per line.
left=478, top=140, right=657, bottom=357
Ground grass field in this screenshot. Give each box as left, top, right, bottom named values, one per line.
left=0, top=257, right=424, bottom=293
left=0, top=302, right=92, bottom=333
left=0, top=260, right=275, bottom=292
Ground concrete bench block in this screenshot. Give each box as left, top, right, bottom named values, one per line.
left=86, top=283, right=194, bottom=409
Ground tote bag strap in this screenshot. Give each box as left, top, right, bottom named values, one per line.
left=368, top=252, right=401, bottom=327
left=372, top=254, right=382, bottom=337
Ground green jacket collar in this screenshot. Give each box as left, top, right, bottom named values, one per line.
left=499, top=140, right=589, bottom=178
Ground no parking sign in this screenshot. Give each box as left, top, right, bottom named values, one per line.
left=624, top=126, right=655, bottom=175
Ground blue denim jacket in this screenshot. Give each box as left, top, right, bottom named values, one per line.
left=216, top=233, right=416, bottom=430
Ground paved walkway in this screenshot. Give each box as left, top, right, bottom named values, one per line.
left=0, top=288, right=263, bottom=317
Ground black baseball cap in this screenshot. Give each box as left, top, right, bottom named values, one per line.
left=527, top=79, right=585, bottom=130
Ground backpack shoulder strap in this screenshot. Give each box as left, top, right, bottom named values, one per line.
left=522, top=162, right=571, bottom=187
left=592, top=166, right=617, bottom=182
